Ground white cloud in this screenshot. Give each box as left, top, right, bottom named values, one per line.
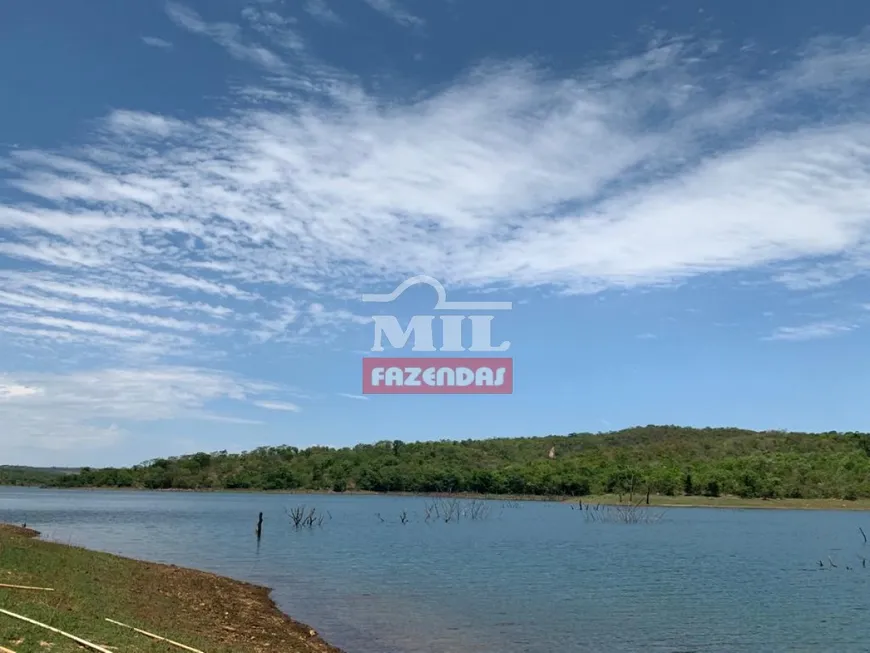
left=240, top=5, right=305, bottom=53
left=166, top=2, right=288, bottom=72
left=6, top=34, right=870, bottom=348
left=766, top=322, right=856, bottom=341
left=305, top=0, right=342, bottom=24
left=253, top=400, right=301, bottom=411
left=307, top=303, right=370, bottom=327
left=6, top=34, right=869, bottom=307
left=0, top=367, right=298, bottom=452
left=338, top=393, right=370, bottom=400
left=141, top=36, right=173, bottom=50
left=0, top=383, right=43, bottom=399
left=362, top=0, right=423, bottom=27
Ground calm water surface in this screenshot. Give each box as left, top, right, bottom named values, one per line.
left=2, top=488, right=869, bottom=652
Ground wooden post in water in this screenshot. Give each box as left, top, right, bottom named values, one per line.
left=255, top=512, right=263, bottom=540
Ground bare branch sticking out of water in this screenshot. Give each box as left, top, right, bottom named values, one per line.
left=286, top=505, right=324, bottom=529
left=581, top=501, right=664, bottom=524
left=468, top=499, right=490, bottom=520
left=422, top=498, right=491, bottom=523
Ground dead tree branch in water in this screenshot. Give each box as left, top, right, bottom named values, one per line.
left=442, top=498, right=461, bottom=522
left=286, top=505, right=323, bottom=529
left=422, top=498, right=492, bottom=523
left=467, top=499, right=490, bottom=520
left=581, top=500, right=664, bottom=524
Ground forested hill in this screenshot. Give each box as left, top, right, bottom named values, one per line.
left=26, top=426, right=870, bottom=500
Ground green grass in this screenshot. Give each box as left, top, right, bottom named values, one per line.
left=0, top=525, right=340, bottom=653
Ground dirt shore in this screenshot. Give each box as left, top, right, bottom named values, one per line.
left=0, top=523, right=344, bottom=653
left=564, top=493, right=870, bottom=510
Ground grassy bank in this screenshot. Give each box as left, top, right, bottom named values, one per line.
left=0, top=524, right=342, bottom=653
left=569, top=493, right=870, bottom=511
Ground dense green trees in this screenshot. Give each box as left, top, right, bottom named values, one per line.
left=14, top=426, right=870, bottom=499
left=0, top=466, right=80, bottom=486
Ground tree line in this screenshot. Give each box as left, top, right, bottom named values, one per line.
left=15, top=425, right=870, bottom=500
left=0, top=466, right=80, bottom=486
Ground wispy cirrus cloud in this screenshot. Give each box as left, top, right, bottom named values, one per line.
left=305, top=0, right=342, bottom=24
left=362, top=0, right=423, bottom=27
left=240, top=4, right=306, bottom=52
left=166, top=2, right=289, bottom=71
left=253, top=400, right=301, bottom=411
left=141, top=36, right=173, bottom=49
left=766, top=322, right=857, bottom=341
left=7, top=30, right=870, bottom=307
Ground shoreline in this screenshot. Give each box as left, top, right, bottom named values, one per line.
left=0, top=523, right=342, bottom=653
left=9, top=485, right=870, bottom=510
left=567, top=494, right=870, bottom=511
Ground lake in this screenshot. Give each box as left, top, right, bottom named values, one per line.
left=1, top=487, right=869, bottom=652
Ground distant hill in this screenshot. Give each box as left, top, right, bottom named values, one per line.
left=28, top=425, right=870, bottom=500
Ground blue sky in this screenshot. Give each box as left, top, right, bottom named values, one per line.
left=2, top=1, right=870, bottom=466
